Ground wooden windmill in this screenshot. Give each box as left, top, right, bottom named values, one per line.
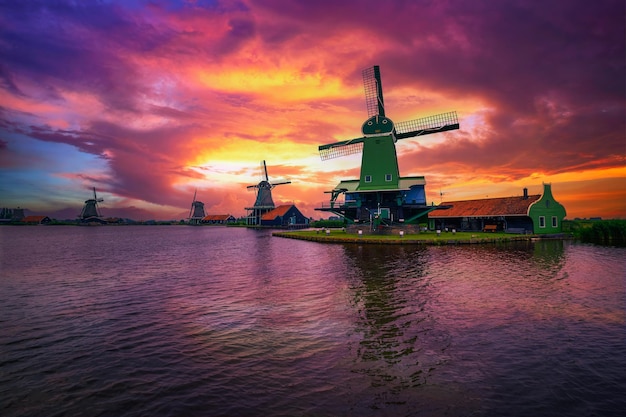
left=316, top=66, right=459, bottom=228
left=79, top=187, right=106, bottom=224
left=188, top=189, right=206, bottom=225
left=245, top=160, right=291, bottom=225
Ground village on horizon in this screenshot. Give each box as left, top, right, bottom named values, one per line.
left=1, top=66, right=606, bottom=235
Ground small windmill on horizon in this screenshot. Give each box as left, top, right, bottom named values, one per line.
left=244, top=160, right=291, bottom=225
left=79, top=187, right=107, bottom=224
left=188, top=189, right=206, bottom=225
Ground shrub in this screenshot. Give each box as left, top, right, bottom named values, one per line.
left=580, top=219, right=626, bottom=245
left=311, top=219, right=345, bottom=228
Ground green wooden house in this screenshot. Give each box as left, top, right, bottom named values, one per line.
left=527, top=184, right=567, bottom=234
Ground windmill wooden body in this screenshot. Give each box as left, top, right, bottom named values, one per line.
left=316, top=66, right=459, bottom=229
left=245, top=160, right=291, bottom=225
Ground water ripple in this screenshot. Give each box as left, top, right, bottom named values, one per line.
left=1, top=227, right=624, bottom=417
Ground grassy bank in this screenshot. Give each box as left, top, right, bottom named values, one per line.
left=273, top=229, right=539, bottom=245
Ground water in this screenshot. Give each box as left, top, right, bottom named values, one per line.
left=0, top=226, right=624, bottom=417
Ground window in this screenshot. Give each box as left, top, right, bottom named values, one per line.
left=385, top=174, right=392, bottom=182
left=552, top=216, right=557, bottom=227
left=365, top=175, right=372, bottom=183
left=539, top=216, right=545, bottom=228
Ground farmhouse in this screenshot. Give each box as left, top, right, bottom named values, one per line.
left=260, top=204, right=308, bottom=228
left=428, top=184, right=566, bottom=234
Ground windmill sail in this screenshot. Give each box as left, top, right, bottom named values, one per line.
left=363, top=66, right=385, bottom=117
left=318, top=137, right=365, bottom=161
left=263, top=160, right=269, bottom=181
left=395, top=111, right=459, bottom=139
left=188, top=189, right=197, bottom=219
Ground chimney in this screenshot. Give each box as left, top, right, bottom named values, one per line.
left=523, top=187, right=528, bottom=199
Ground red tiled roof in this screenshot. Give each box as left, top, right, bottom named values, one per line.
left=202, top=214, right=233, bottom=221
left=22, top=215, right=49, bottom=222
left=429, top=195, right=541, bottom=218
left=261, top=205, right=292, bottom=220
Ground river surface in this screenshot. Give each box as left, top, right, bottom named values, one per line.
left=0, top=226, right=624, bottom=417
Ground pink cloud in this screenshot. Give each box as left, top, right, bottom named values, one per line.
left=1, top=0, right=624, bottom=220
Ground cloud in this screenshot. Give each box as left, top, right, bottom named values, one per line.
left=0, top=0, right=624, bottom=220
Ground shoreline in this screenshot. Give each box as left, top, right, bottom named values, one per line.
left=272, top=230, right=568, bottom=245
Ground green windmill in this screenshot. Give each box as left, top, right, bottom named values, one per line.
left=316, top=66, right=459, bottom=228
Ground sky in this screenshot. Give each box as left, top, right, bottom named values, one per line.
left=1, top=0, right=624, bottom=221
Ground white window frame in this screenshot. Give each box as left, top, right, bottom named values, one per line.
left=539, top=216, right=546, bottom=228
left=552, top=216, right=557, bottom=228
left=364, top=175, right=372, bottom=183
left=385, top=174, right=393, bottom=182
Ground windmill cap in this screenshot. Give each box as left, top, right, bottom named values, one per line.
left=362, top=115, right=394, bottom=136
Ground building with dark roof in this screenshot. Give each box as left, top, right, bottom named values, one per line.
left=202, top=214, right=236, bottom=224
left=260, top=204, right=309, bottom=228
left=428, top=183, right=566, bottom=234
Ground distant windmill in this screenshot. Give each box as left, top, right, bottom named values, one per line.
left=188, top=189, right=206, bottom=225
left=79, top=187, right=106, bottom=224
left=245, top=160, right=291, bottom=225
left=316, top=65, right=459, bottom=227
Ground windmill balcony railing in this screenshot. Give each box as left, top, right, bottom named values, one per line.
left=319, top=200, right=346, bottom=209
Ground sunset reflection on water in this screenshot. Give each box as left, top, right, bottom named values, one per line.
left=1, top=226, right=624, bottom=417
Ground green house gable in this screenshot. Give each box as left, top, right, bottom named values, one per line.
left=528, top=183, right=567, bottom=234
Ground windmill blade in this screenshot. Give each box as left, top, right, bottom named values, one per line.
left=318, top=137, right=365, bottom=161
left=362, top=65, right=385, bottom=118
left=394, top=111, right=459, bottom=140
left=189, top=189, right=196, bottom=218
left=271, top=180, right=291, bottom=186
left=246, top=184, right=259, bottom=189
left=262, top=160, right=269, bottom=182
left=93, top=187, right=104, bottom=202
